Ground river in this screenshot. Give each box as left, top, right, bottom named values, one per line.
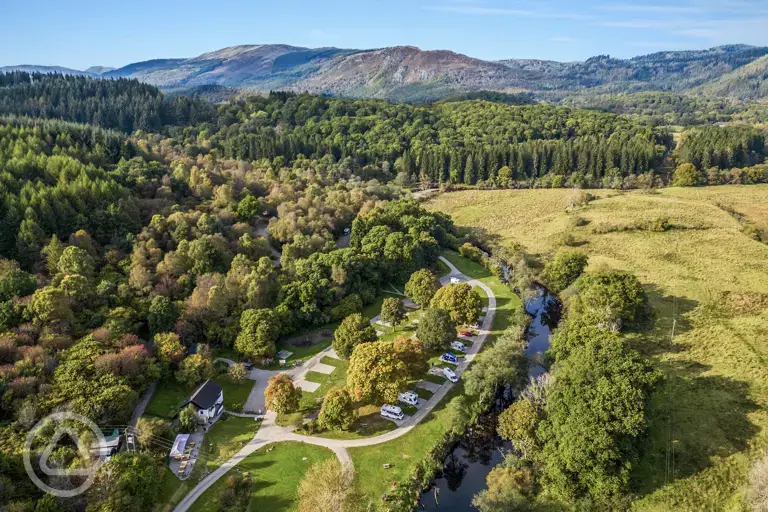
left=419, top=286, right=560, bottom=511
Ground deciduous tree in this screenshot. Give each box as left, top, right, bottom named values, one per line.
left=430, top=283, right=482, bottom=325
left=380, top=297, right=407, bottom=329
left=332, top=313, right=377, bottom=359
left=416, top=308, right=455, bottom=351
left=264, top=374, right=301, bottom=414
left=318, top=388, right=358, bottom=430
left=405, top=269, right=440, bottom=307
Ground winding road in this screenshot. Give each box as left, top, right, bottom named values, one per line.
left=173, top=256, right=496, bottom=511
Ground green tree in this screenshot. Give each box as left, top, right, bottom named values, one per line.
left=543, top=250, right=588, bottom=293
left=228, top=362, right=248, bottom=383
left=318, top=388, right=358, bottom=430
left=88, top=452, right=161, bottom=512
left=671, top=162, right=702, bottom=187
left=405, top=269, right=440, bottom=307
left=235, top=308, right=280, bottom=360
left=154, top=332, right=186, bottom=370
left=148, top=296, right=178, bottom=334
left=498, top=398, right=540, bottom=459
left=416, top=308, right=455, bottom=351
left=430, top=283, right=482, bottom=325
left=471, top=465, right=534, bottom=512
left=380, top=297, right=407, bottom=329
left=179, top=404, right=199, bottom=432
left=332, top=313, right=377, bottom=359
left=264, top=374, right=301, bottom=414
left=237, top=194, right=260, bottom=221
left=346, top=341, right=409, bottom=404
left=57, top=245, right=95, bottom=277
left=135, top=417, right=173, bottom=453
left=538, top=337, right=659, bottom=505
left=175, top=354, right=214, bottom=388
left=393, top=336, right=429, bottom=377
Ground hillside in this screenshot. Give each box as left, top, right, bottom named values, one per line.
left=426, top=186, right=768, bottom=510
left=698, top=54, right=768, bottom=100
left=11, top=43, right=757, bottom=102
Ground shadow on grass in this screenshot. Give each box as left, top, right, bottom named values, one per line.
left=631, top=359, right=759, bottom=497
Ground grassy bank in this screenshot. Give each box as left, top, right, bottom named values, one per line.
left=427, top=185, right=768, bottom=510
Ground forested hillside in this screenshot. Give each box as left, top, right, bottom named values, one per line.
left=0, top=72, right=214, bottom=132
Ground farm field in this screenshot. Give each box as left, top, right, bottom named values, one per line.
left=427, top=185, right=768, bottom=510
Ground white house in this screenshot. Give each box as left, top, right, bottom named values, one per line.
left=181, top=379, right=224, bottom=424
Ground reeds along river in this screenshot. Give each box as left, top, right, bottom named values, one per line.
left=420, top=286, right=560, bottom=511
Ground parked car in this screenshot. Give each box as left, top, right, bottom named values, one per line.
left=459, top=331, right=473, bottom=338
left=443, top=367, right=459, bottom=383
left=441, top=352, right=458, bottom=364
left=468, top=322, right=479, bottom=329
left=451, top=341, right=468, bottom=352
left=343, top=227, right=351, bottom=235
left=450, top=277, right=461, bottom=284
left=398, top=391, right=419, bottom=406
left=381, top=404, right=404, bottom=420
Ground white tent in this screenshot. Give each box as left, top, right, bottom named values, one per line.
left=170, top=434, right=189, bottom=459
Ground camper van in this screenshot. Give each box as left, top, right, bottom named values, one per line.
left=442, top=352, right=459, bottom=364
left=449, top=277, right=461, bottom=284
left=451, top=341, right=468, bottom=353
left=443, top=367, right=459, bottom=383
left=381, top=404, right=404, bottom=420
left=398, top=391, right=419, bottom=406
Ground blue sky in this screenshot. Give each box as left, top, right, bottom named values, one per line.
left=3, top=0, right=768, bottom=69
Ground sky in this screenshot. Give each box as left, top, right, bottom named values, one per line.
left=3, top=0, right=768, bottom=69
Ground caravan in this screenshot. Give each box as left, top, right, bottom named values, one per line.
left=380, top=404, right=404, bottom=420
left=398, top=391, right=419, bottom=406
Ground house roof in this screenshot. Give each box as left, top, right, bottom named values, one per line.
left=182, top=379, right=222, bottom=410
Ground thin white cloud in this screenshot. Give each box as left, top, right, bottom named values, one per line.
left=599, top=3, right=703, bottom=14
left=424, top=4, right=592, bottom=21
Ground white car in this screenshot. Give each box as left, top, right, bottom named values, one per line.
left=381, top=404, right=404, bottom=420
left=443, top=367, right=459, bottom=383
left=450, top=277, right=461, bottom=284
left=397, top=391, right=419, bottom=406
left=451, top=341, right=468, bottom=353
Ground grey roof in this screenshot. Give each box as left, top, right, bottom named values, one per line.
left=182, top=379, right=222, bottom=410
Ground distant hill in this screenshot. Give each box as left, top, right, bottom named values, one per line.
left=84, top=66, right=115, bottom=75
left=11, top=43, right=768, bottom=102
left=0, top=65, right=89, bottom=76
left=697, top=54, right=768, bottom=100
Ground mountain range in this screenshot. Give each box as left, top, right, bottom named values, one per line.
left=3, top=43, right=768, bottom=102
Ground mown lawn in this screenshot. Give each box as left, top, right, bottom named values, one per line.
left=188, top=442, right=334, bottom=512
left=427, top=185, right=768, bottom=510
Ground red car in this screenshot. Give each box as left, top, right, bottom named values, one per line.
left=459, top=331, right=473, bottom=337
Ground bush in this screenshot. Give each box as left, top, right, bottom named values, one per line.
left=543, top=250, right=588, bottom=293
left=671, top=163, right=702, bottom=187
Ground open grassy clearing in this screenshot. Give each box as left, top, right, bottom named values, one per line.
left=427, top=185, right=768, bottom=510
left=188, top=442, right=334, bottom=512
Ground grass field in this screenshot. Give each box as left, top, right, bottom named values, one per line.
left=188, top=442, right=333, bottom=512
left=427, top=185, right=768, bottom=510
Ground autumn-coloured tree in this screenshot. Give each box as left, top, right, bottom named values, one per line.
left=264, top=374, right=301, bottom=414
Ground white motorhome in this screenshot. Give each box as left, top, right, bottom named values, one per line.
left=449, top=277, right=461, bottom=284
left=398, top=391, right=419, bottom=406
left=380, top=404, right=404, bottom=420
left=443, top=367, right=459, bottom=383
left=451, top=341, right=468, bottom=353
